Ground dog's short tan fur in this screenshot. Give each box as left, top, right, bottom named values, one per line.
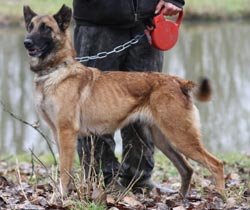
left=23, top=5, right=225, bottom=196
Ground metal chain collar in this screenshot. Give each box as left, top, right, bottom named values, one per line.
left=75, top=33, right=145, bottom=63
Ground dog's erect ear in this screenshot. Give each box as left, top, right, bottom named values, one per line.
left=53, top=4, right=72, bottom=31
left=23, top=5, right=37, bottom=30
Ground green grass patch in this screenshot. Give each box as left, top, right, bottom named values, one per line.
left=185, top=0, right=250, bottom=19
left=153, top=151, right=250, bottom=182
left=219, top=152, right=250, bottom=167
left=154, top=151, right=179, bottom=181
left=71, top=201, right=106, bottom=210
left=0, top=152, right=56, bottom=166
left=0, top=0, right=250, bottom=26
left=3, top=151, right=249, bottom=175
left=0, top=0, right=72, bottom=17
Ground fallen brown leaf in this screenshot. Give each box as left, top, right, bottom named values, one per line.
left=173, top=205, right=186, bottom=210
left=91, top=185, right=106, bottom=202
left=225, top=197, right=236, bottom=209
left=122, top=195, right=142, bottom=207
left=107, top=194, right=115, bottom=205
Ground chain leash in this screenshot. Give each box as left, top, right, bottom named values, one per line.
left=75, top=33, right=146, bottom=63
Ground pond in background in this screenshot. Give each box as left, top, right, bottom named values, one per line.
left=0, top=21, right=250, bottom=156
left=164, top=21, right=250, bottom=154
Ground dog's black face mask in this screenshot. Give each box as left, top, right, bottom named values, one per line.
left=23, top=5, right=72, bottom=59
left=24, top=22, right=55, bottom=58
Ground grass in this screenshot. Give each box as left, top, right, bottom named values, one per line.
left=3, top=151, right=249, bottom=178
left=71, top=200, right=106, bottom=210
left=154, top=151, right=250, bottom=192
left=185, top=0, right=250, bottom=20
left=0, top=0, right=72, bottom=16
left=0, top=0, right=250, bottom=26
left=1, top=151, right=250, bottom=208
left=1, top=152, right=57, bottom=165
left=0, top=0, right=72, bottom=25
left=154, top=151, right=250, bottom=206
left=186, top=0, right=250, bottom=13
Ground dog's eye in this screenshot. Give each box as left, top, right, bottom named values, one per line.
left=40, top=23, right=52, bottom=32
left=28, top=23, right=34, bottom=32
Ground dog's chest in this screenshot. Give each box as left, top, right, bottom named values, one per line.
left=35, top=85, right=57, bottom=126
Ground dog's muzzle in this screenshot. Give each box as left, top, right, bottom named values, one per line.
left=24, top=38, right=43, bottom=57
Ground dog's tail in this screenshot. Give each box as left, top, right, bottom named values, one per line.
left=193, top=78, right=212, bottom=102
left=180, top=77, right=212, bottom=102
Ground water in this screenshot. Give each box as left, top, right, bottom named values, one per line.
left=164, top=21, right=250, bottom=153
left=0, top=21, right=249, bottom=156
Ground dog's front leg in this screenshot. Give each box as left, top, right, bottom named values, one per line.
left=57, top=125, right=78, bottom=195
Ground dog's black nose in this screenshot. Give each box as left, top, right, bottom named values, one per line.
left=24, top=38, right=34, bottom=49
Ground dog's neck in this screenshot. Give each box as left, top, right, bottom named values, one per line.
left=36, top=60, right=73, bottom=77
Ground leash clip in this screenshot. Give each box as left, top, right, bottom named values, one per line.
left=144, top=26, right=154, bottom=45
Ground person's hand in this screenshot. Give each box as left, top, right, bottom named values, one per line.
left=155, top=0, right=182, bottom=16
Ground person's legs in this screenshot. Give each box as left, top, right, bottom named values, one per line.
left=120, top=122, right=155, bottom=189
left=77, top=135, right=120, bottom=185
left=120, top=25, right=164, bottom=189
left=74, top=23, right=164, bottom=190
left=74, top=25, right=129, bottom=185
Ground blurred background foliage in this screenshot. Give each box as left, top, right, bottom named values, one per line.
left=0, top=0, right=250, bottom=26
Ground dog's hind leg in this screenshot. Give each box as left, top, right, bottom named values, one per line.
left=152, top=102, right=225, bottom=195
left=150, top=125, right=193, bottom=197
left=177, top=141, right=225, bottom=195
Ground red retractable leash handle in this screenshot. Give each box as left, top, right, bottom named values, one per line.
left=160, top=8, right=183, bottom=27
left=145, top=9, right=184, bottom=51
left=175, top=10, right=184, bottom=27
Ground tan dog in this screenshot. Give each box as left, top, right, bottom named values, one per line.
left=23, top=5, right=225, bottom=196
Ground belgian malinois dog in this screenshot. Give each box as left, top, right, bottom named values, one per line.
left=23, top=5, right=225, bottom=196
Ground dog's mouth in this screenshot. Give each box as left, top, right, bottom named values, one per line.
left=24, top=38, right=51, bottom=58
left=24, top=38, right=42, bottom=57
left=26, top=47, right=43, bottom=57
